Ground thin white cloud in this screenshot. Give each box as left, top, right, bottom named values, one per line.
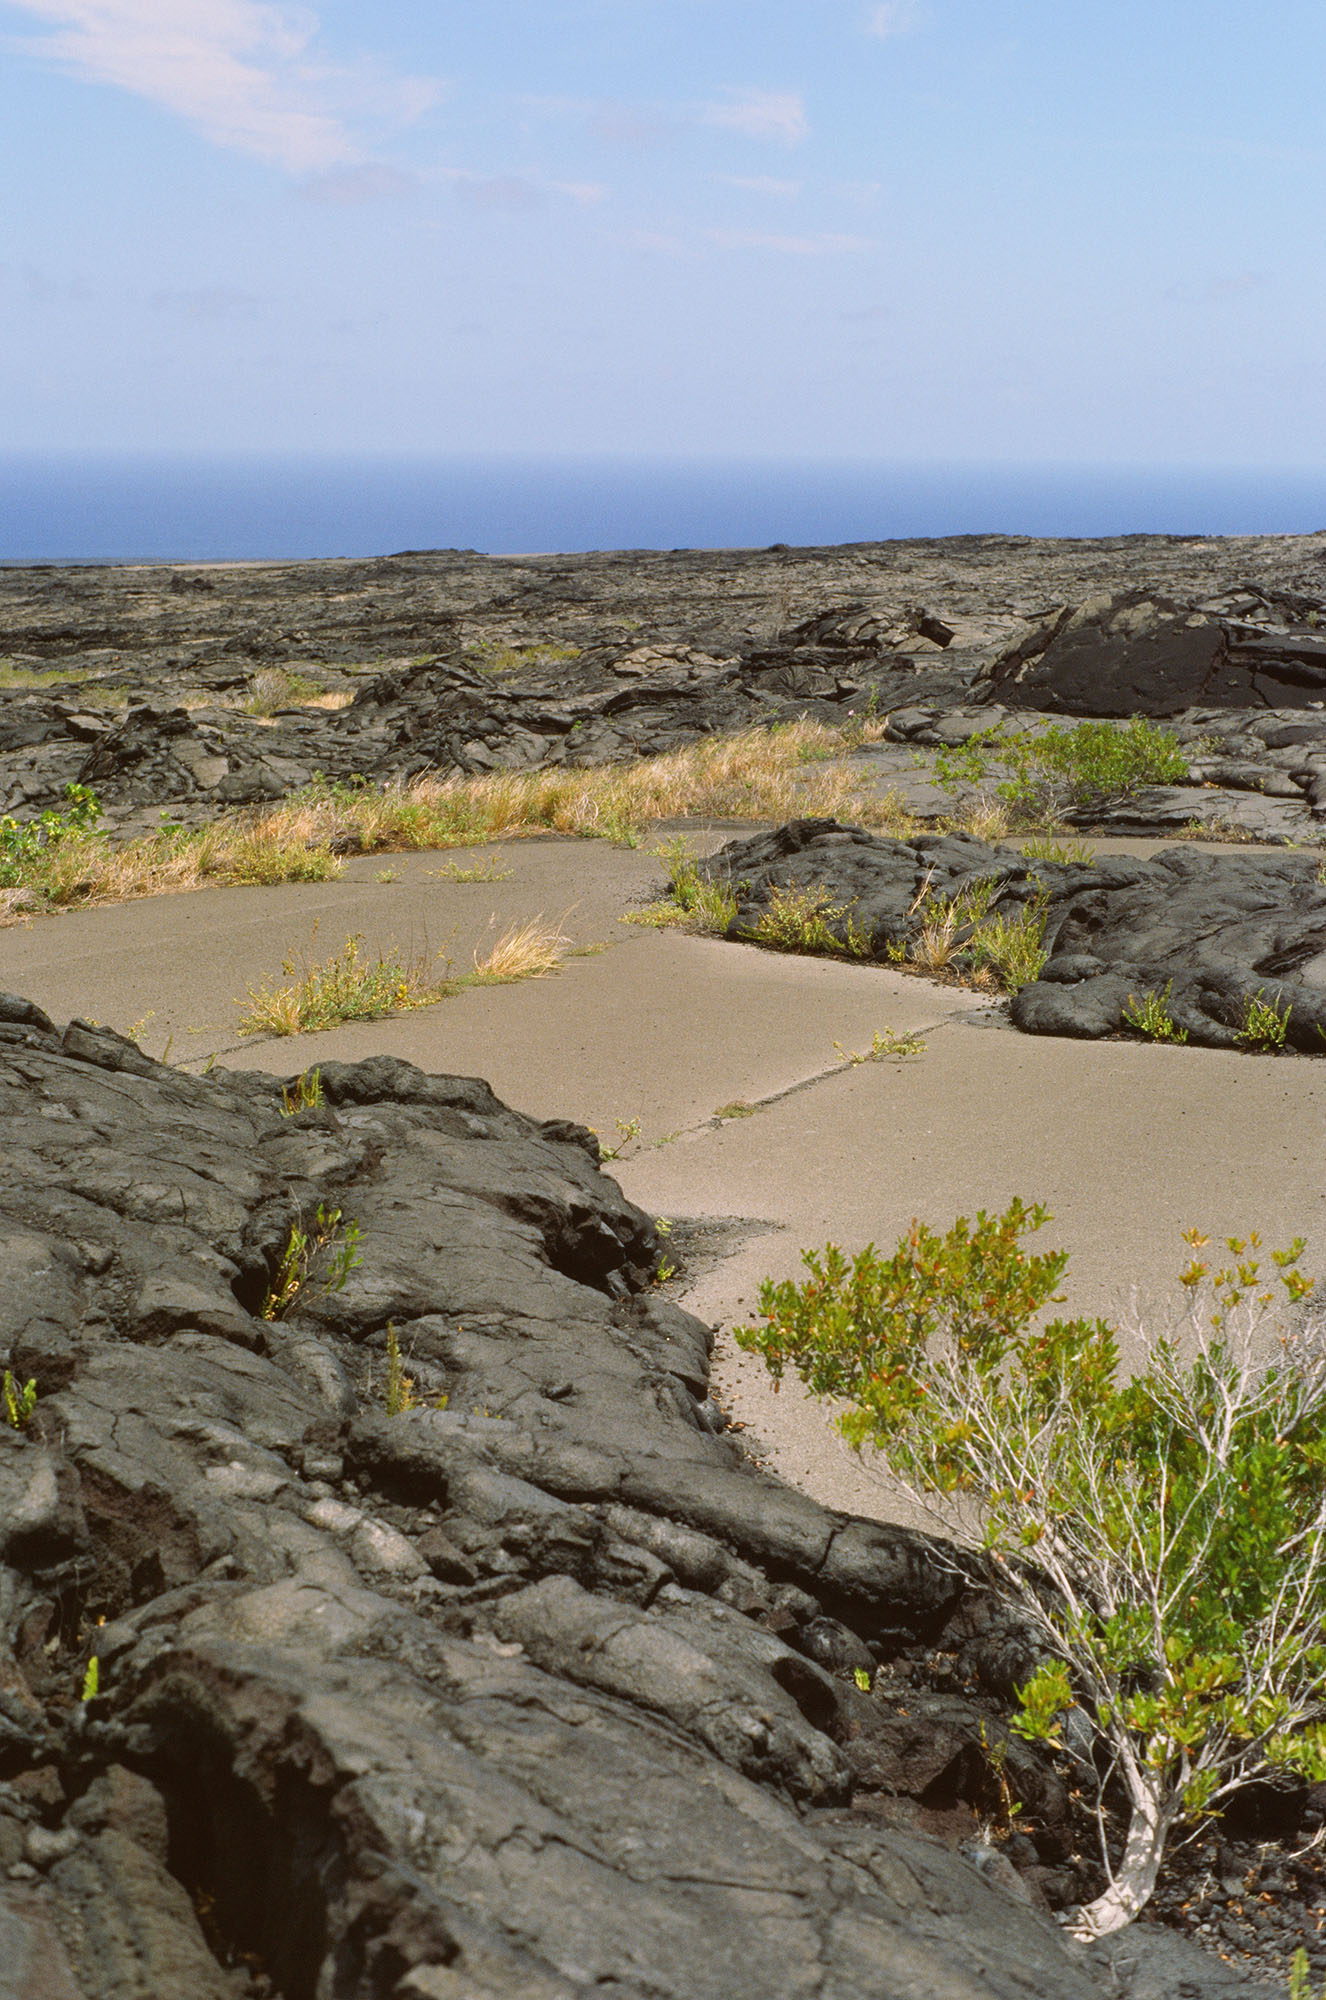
left=707, top=228, right=873, bottom=255
left=6, top=1, right=441, bottom=173
left=452, top=173, right=541, bottom=211
left=589, top=101, right=676, bottom=147
left=513, top=93, right=685, bottom=149
left=300, top=163, right=418, bottom=204
left=718, top=174, right=801, bottom=198
left=835, top=178, right=883, bottom=208
left=549, top=179, right=608, bottom=206
left=701, top=88, right=808, bottom=146
left=441, top=168, right=606, bottom=212
left=866, top=3, right=921, bottom=38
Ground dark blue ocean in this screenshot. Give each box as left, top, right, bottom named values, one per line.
left=3, top=453, right=1326, bottom=563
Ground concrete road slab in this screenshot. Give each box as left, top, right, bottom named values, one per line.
left=0, top=837, right=668, bottom=1050
left=5, top=821, right=1321, bottom=1543
left=0, top=832, right=984, bottom=1148
left=215, top=932, right=981, bottom=1139
left=615, top=1015, right=1326, bottom=1523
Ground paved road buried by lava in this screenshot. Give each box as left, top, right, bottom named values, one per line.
left=5, top=822, right=1322, bottom=1535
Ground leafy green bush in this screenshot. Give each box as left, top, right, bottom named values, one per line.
left=1239, top=991, right=1291, bottom=1052
left=966, top=891, right=1050, bottom=993
left=0, top=783, right=102, bottom=889
left=1122, top=981, right=1189, bottom=1045
left=738, top=882, right=871, bottom=958
left=1003, top=719, right=1188, bottom=821
left=936, top=720, right=1188, bottom=832
left=737, top=1201, right=1324, bottom=1938
left=2, top=1371, right=37, bottom=1428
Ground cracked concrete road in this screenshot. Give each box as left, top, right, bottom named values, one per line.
left=4, top=825, right=1322, bottom=1528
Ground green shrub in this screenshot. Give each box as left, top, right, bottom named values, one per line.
left=1239, top=991, right=1291, bottom=1052
left=739, top=882, right=871, bottom=958
left=966, top=891, right=1050, bottom=993
left=933, top=727, right=1009, bottom=797
left=262, top=1204, right=363, bottom=1320
left=737, top=1202, right=1324, bottom=1938
left=936, top=720, right=1188, bottom=832
left=0, top=783, right=103, bottom=890
left=1122, top=981, right=1189, bottom=1044
left=2, top=1371, right=37, bottom=1428
left=1003, top=718, right=1188, bottom=821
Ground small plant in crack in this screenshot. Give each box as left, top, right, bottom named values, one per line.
left=1238, top=991, right=1291, bottom=1052
left=624, top=838, right=740, bottom=934
left=966, top=889, right=1050, bottom=995
left=239, top=928, right=457, bottom=1036
left=1291, top=1948, right=1326, bottom=2000
left=2, top=1370, right=37, bottom=1428
left=834, top=1027, right=927, bottom=1065
left=384, top=1324, right=418, bottom=1416
left=280, top=1066, right=324, bottom=1115
left=906, top=876, right=998, bottom=977
left=739, top=882, right=871, bottom=959
left=977, top=1720, right=1025, bottom=1837
left=262, top=1205, right=363, bottom=1320
left=1020, top=833, right=1096, bottom=867
left=1122, top=982, right=1189, bottom=1045
left=593, top=1116, right=642, bottom=1160
left=426, top=854, right=514, bottom=883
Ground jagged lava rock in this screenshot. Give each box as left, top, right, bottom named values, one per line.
left=0, top=995, right=1241, bottom=1997
left=984, top=587, right=1326, bottom=715
left=699, top=819, right=1326, bottom=1050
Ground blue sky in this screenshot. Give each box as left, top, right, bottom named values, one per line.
left=3, top=0, right=1325, bottom=462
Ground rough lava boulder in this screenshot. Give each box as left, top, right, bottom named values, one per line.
left=0, top=995, right=1257, bottom=1998
left=699, top=819, right=1326, bottom=1051
left=983, top=587, right=1326, bottom=715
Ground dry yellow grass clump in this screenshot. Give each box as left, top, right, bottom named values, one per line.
left=274, top=719, right=903, bottom=850
left=237, top=917, right=573, bottom=1036
left=3, top=720, right=912, bottom=923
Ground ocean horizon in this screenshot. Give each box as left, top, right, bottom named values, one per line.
left=3, top=452, right=1326, bottom=565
